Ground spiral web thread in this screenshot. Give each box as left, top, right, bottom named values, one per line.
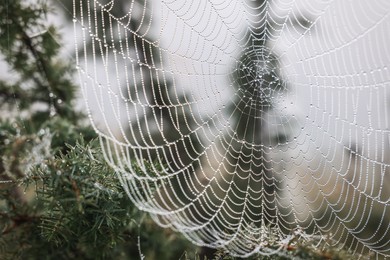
left=73, top=0, right=390, bottom=257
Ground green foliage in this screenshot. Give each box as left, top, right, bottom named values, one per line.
left=0, top=0, right=78, bottom=120
left=33, top=140, right=133, bottom=257
left=0, top=134, right=196, bottom=259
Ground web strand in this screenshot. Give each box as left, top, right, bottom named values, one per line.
left=73, top=0, right=390, bottom=257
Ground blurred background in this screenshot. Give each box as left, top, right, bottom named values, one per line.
left=1, top=0, right=389, bottom=257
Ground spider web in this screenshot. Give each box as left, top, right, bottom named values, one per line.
left=73, top=0, right=390, bottom=257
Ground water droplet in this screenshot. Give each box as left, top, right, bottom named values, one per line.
left=38, top=129, right=46, bottom=136
left=50, top=107, right=57, bottom=117
left=94, top=182, right=104, bottom=190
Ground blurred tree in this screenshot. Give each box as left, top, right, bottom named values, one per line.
left=221, top=0, right=290, bottom=232
left=221, top=0, right=315, bottom=231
